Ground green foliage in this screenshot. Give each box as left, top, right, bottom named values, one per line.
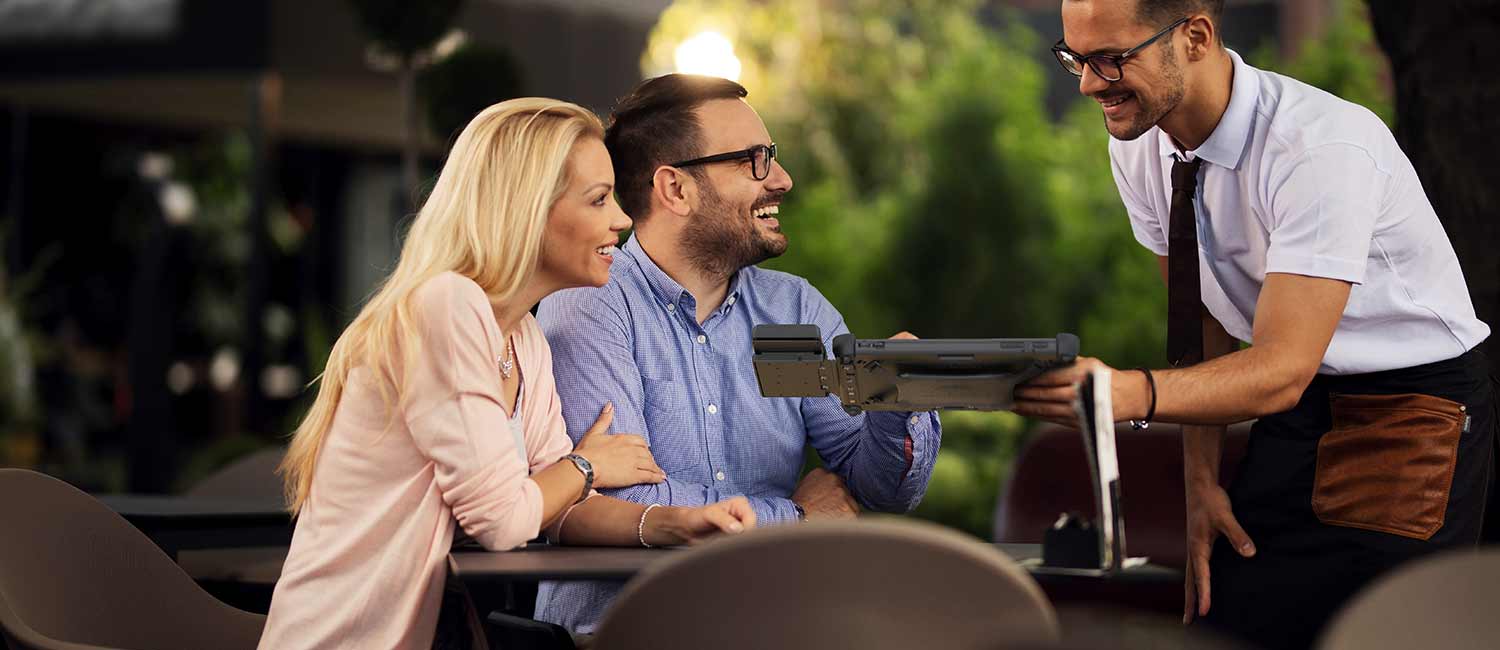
left=648, top=0, right=1391, bottom=537
left=1249, top=0, right=1393, bottom=125
left=647, top=0, right=1160, bottom=538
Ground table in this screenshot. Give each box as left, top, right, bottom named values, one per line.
left=449, top=542, right=1179, bottom=586
left=98, top=494, right=293, bottom=559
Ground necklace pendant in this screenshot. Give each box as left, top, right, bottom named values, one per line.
left=498, top=355, right=514, bottom=378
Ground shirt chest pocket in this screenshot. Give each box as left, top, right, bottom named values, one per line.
left=640, top=375, right=705, bottom=475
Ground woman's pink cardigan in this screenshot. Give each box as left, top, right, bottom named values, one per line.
left=259, top=272, right=577, bottom=649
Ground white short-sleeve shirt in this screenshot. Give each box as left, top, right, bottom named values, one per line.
left=1109, top=49, right=1489, bottom=375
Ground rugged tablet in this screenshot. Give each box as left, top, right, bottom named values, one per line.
left=752, top=325, right=1079, bottom=414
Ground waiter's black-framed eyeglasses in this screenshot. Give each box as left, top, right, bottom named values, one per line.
left=1052, top=16, right=1190, bottom=82
left=668, top=143, right=777, bottom=181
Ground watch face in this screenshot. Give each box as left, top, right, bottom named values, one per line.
left=574, top=455, right=592, bottom=471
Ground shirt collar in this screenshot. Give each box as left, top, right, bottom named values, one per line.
left=1157, top=48, right=1259, bottom=170
left=621, top=235, right=743, bottom=310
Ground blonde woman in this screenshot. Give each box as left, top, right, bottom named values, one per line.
left=258, top=98, right=755, bottom=650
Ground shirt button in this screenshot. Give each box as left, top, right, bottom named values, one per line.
left=715, top=471, right=725, bottom=481
left=727, top=296, right=736, bottom=305
left=695, top=334, right=707, bottom=344
left=707, top=404, right=718, bottom=414
left=909, top=415, right=920, bottom=426
left=666, top=303, right=675, bottom=312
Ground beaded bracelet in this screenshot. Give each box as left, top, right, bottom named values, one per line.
left=637, top=503, right=663, bottom=548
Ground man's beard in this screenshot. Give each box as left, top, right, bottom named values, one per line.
left=680, top=179, right=787, bottom=281
left=1105, top=46, right=1186, bottom=141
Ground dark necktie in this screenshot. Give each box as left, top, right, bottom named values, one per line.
left=1167, top=156, right=1204, bottom=367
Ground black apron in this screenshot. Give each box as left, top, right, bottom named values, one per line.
left=1202, top=348, right=1496, bottom=649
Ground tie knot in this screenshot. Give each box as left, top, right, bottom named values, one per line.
left=1172, top=157, right=1202, bottom=196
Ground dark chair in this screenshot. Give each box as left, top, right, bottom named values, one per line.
left=184, top=446, right=287, bottom=500
left=994, top=421, right=1251, bottom=570
left=0, top=469, right=265, bottom=650
left=594, top=519, right=1058, bottom=650
left=176, top=445, right=290, bottom=614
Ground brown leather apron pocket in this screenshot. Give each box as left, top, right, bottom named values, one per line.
left=1311, top=392, right=1466, bottom=540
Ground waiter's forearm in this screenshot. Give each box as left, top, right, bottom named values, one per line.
left=1150, top=333, right=1316, bottom=425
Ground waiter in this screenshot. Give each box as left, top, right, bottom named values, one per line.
left=1016, top=1, right=1495, bottom=648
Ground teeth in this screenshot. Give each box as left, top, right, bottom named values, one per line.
left=752, top=205, right=780, bottom=218
left=1102, top=94, right=1129, bottom=108
left=595, top=245, right=616, bottom=256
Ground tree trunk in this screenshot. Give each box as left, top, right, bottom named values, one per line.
left=1364, top=0, right=1500, bottom=378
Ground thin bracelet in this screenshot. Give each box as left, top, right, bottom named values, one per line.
left=553, top=493, right=597, bottom=545
left=637, top=503, right=663, bottom=548
left=1130, top=367, right=1158, bottom=430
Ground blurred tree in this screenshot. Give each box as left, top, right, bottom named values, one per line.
left=646, top=0, right=1160, bottom=538
left=1250, top=0, right=1392, bottom=125
left=418, top=43, right=525, bottom=144
left=0, top=227, right=50, bottom=466
left=1364, top=0, right=1500, bottom=378
left=347, top=0, right=465, bottom=210
left=646, top=0, right=1398, bottom=538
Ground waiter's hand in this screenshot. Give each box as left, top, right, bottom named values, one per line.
left=1184, top=480, right=1256, bottom=623
left=1013, top=357, right=1148, bottom=425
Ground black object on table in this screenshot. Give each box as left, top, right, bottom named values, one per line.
left=98, top=494, right=293, bottom=560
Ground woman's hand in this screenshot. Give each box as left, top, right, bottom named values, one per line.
left=571, top=403, right=667, bottom=488
left=646, top=497, right=757, bottom=546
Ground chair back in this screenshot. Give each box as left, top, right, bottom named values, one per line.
left=1318, top=549, right=1500, bottom=650
left=185, top=446, right=287, bottom=500
left=595, top=518, right=1058, bottom=650
left=0, top=469, right=264, bottom=650
left=994, top=422, right=1251, bottom=569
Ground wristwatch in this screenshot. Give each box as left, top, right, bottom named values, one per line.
left=793, top=503, right=807, bottom=522
left=563, top=454, right=594, bottom=504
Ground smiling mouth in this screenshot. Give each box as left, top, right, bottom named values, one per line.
left=594, top=244, right=616, bottom=259
left=1098, top=91, right=1135, bottom=113
left=751, top=204, right=782, bottom=231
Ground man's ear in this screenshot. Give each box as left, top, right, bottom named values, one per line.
left=1183, top=14, right=1217, bottom=62
left=650, top=165, right=695, bottom=218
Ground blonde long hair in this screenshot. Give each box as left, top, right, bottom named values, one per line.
left=279, top=98, right=604, bottom=515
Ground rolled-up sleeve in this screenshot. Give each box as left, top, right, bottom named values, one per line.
left=798, top=280, right=942, bottom=513
left=402, top=275, right=542, bottom=551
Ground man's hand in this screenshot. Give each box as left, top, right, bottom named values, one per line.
left=792, top=467, right=860, bottom=520
left=890, top=331, right=917, bottom=340
left=1013, top=357, right=1150, bottom=425
left=1184, top=480, right=1256, bottom=623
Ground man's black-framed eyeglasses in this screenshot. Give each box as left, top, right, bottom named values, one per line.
left=1052, top=16, right=1189, bottom=82
left=668, top=143, right=777, bottom=181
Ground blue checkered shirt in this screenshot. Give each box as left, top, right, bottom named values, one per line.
left=532, top=236, right=942, bottom=633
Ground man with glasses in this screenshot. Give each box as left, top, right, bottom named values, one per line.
left=1016, top=1, right=1493, bottom=648
left=533, top=73, right=942, bottom=633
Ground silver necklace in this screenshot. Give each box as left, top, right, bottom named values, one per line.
left=498, top=337, right=515, bottom=378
